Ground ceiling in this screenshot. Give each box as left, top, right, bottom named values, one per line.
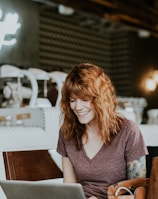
left=37, top=0, right=158, bottom=38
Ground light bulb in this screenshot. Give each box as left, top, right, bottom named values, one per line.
left=153, top=70, right=158, bottom=83
left=145, top=78, right=156, bottom=91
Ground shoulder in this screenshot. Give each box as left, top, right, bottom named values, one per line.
left=122, top=118, right=140, bottom=133
left=119, top=118, right=143, bottom=141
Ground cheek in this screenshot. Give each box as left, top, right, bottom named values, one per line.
left=90, top=102, right=94, bottom=110
left=85, top=100, right=92, bottom=108
left=69, top=102, right=74, bottom=110
left=90, top=110, right=95, bottom=119
left=90, top=104, right=95, bottom=117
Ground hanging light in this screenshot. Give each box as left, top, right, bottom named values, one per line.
left=145, top=78, right=157, bottom=91
left=152, top=70, right=158, bottom=83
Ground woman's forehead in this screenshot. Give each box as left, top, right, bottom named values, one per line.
left=66, top=80, right=95, bottom=98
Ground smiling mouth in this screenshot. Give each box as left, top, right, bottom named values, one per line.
left=76, top=111, right=90, bottom=116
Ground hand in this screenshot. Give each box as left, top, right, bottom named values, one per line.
left=88, top=196, right=98, bottom=199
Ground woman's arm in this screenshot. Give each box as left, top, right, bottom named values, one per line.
left=127, top=156, right=146, bottom=179
left=62, top=156, right=77, bottom=183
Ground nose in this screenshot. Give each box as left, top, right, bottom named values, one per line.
left=75, top=99, right=83, bottom=110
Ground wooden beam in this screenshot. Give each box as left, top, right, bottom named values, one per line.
left=46, top=0, right=158, bottom=37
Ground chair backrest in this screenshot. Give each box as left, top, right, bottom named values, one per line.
left=49, top=71, right=67, bottom=108
left=0, top=107, right=62, bottom=198
left=147, top=157, right=158, bottom=199
left=3, top=150, right=63, bottom=181
left=0, top=107, right=61, bottom=178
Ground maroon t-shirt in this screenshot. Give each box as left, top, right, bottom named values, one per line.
left=57, top=119, right=148, bottom=199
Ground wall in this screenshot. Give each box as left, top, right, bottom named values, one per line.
left=38, top=6, right=130, bottom=96
left=129, top=32, right=158, bottom=109
left=1, top=0, right=158, bottom=111
left=0, top=0, right=131, bottom=97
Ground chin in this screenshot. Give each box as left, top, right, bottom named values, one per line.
left=79, top=119, right=92, bottom=124
left=78, top=121, right=87, bottom=124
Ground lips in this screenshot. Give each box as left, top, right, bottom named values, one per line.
left=76, top=110, right=90, bottom=117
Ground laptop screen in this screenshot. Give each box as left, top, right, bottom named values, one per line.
left=0, top=180, right=86, bottom=199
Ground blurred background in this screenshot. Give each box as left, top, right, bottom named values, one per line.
left=1, top=0, right=158, bottom=123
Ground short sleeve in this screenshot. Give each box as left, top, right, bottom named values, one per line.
left=125, top=120, right=148, bottom=162
left=57, top=130, right=68, bottom=157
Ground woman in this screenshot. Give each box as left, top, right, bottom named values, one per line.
left=57, top=63, right=148, bottom=199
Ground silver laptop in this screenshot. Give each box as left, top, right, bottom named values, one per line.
left=0, top=180, right=86, bottom=199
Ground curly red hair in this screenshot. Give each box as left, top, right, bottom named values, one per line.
left=60, top=63, right=123, bottom=149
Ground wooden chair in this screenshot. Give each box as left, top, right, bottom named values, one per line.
left=147, top=157, right=158, bottom=199
left=3, top=150, right=62, bottom=181
left=0, top=107, right=62, bottom=198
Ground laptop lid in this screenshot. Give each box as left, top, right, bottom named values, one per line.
left=0, top=180, right=86, bottom=199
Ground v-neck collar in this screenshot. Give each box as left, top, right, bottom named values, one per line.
left=82, top=143, right=105, bottom=162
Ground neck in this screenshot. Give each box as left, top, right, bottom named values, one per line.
left=86, top=121, right=99, bottom=135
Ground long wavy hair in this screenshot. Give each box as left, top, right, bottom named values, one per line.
left=60, top=63, right=123, bottom=150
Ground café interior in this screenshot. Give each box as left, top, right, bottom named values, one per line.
left=0, top=0, right=158, bottom=198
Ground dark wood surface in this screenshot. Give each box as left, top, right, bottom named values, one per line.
left=46, top=0, right=158, bottom=38
left=3, top=150, right=63, bottom=181
left=147, top=157, right=158, bottom=199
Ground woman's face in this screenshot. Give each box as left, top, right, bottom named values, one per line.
left=69, top=98, right=95, bottom=124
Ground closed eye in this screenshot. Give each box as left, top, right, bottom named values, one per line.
left=69, top=98, right=76, bottom=102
